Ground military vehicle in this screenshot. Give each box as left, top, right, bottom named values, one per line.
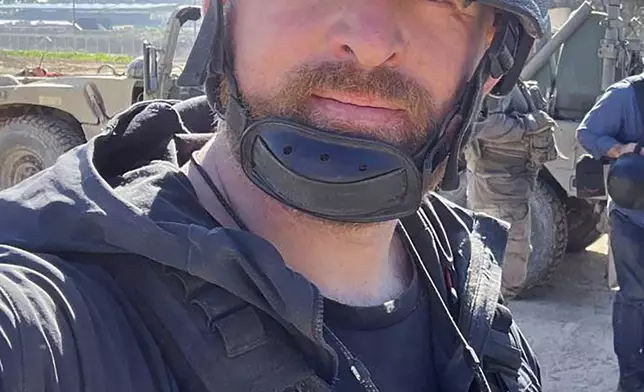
left=0, top=5, right=202, bottom=190
left=438, top=0, right=643, bottom=290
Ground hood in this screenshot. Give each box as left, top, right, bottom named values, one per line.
left=0, top=99, right=322, bottom=344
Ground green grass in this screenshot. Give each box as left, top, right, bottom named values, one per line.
left=0, top=49, right=132, bottom=64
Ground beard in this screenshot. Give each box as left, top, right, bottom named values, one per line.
left=216, top=62, right=447, bottom=230
left=221, top=62, right=440, bottom=156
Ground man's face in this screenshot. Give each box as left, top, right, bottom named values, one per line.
left=224, top=0, right=496, bottom=156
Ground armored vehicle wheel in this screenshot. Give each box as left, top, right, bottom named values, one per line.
left=565, top=198, right=604, bottom=252
left=524, top=176, right=568, bottom=290
left=0, top=111, right=85, bottom=190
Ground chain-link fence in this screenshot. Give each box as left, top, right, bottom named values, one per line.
left=0, top=23, right=198, bottom=59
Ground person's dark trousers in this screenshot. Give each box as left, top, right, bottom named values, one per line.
left=611, top=210, right=644, bottom=392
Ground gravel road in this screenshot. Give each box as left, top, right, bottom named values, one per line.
left=511, top=235, right=618, bottom=392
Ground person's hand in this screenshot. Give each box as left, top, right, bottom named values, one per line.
left=606, top=143, right=643, bottom=159
left=619, top=143, right=643, bottom=156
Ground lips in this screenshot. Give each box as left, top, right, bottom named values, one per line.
left=307, top=93, right=407, bottom=130
left=313, top=92, right=403, bottom=111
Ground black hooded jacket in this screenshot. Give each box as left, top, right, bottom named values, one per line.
left=0, top=97, right=541, bottom=392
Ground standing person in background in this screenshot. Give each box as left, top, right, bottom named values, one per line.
left=466, top=80, right=559, bottom=300
left=577, top=75, right=644, bottom=392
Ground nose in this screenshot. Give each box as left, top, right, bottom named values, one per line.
left=329, top=2, right=405, bottom=68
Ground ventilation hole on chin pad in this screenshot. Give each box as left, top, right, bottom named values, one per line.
left=359, top=164, right=368, bottom=172
left=319, top=153, right=330, bottom=162
left=341, top=45, right=353, bottom=55
left=283, top=146, right=293, bottom=155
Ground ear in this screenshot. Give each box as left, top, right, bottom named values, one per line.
left=482, top=77, right=499, bottom=95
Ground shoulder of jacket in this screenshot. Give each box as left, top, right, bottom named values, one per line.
left=428, top=196, right=542, bottom=391
left=610, top=78, right=639, bottom=95
left=0, top=245, right=149, bottom=391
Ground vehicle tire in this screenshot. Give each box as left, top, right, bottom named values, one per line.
left=0, top=111, right=85, bottom=190
left=565, top=198, right=605, bottom=252
left=524, top=176, right=568, bottom=290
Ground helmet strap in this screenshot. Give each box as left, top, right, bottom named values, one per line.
left=438, top=14, right=531, bottom=191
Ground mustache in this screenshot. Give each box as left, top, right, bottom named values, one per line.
left=227, top=62, right=438, bottom=130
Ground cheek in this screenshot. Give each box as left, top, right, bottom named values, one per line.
left=408, top=15, right=489, bottom=114
left=414, top=43, right=464, bottom=110
left=232, top=1, right=329, bottom=99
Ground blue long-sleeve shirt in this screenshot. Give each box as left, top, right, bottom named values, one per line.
left=576, top=78, right=644, bottom=227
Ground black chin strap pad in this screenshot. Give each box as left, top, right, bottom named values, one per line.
left=239, top=119, right=423, bottom=223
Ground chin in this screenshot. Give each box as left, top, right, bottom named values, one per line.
left=272, top=197, right=391, bottom=232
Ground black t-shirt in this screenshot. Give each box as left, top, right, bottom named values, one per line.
left=324, top=265, right=435, bottom=392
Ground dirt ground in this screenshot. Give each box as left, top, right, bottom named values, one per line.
left=0, top=53, right=126, bottom=76
left=512, top=235, right=617, bottom=392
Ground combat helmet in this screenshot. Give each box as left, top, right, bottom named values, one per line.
left=187, top=0, right=550, bottom=223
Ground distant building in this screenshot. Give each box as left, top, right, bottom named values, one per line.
left=0, top=2, right=194, bottom=29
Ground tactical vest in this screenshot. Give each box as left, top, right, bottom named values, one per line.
left=467, top=80, right=558, bottom=171
left=100, top=195, right=541, bottom=392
